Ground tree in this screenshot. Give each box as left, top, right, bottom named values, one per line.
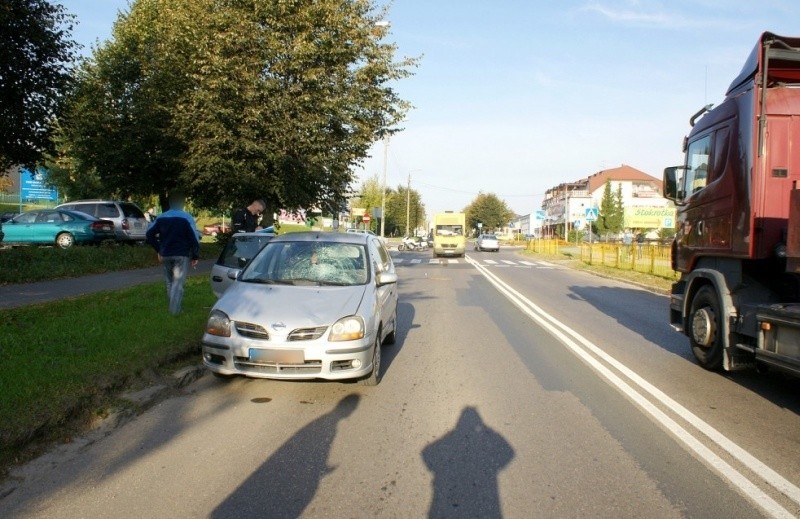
left=0, top=0, right=77, bottom=171
left=385, top=182, right=425, bottom=236
left=350, top=175, right=385, bottom=233
left=596, top=181, right=623, bottom=236
left=464, top=193, right=514, bottom=233
left=54, top=0, right=417, bottom=213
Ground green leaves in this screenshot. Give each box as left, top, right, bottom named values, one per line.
left=465, top=193, right=514, bottom=233
left=55, top=0, right=417, bottom=215
left=0, top=0, right=78, bottom=171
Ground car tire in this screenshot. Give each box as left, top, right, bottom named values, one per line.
left=56, top=232, right=75, bottom=249
left=358, top=335, right=382, bottom=386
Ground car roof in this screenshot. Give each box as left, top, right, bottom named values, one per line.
left=270, top=231, right=370, bottom=245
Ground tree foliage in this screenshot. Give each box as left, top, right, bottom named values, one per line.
left=0, top=0, right=77, bottom=172
left=595, top=181, right=624, bottom=235
left=385, top=182, right=424, bottom=236
left=350, top=174, right=384, bottom=233
left=52, top=0, right=417, bottom=212
left=464, top=193, right=514, bottom=233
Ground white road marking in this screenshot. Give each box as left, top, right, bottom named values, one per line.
left=467, top=256, right=800, bottom=519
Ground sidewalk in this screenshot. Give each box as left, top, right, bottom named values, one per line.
left=0, top=259, right=215, bottom=309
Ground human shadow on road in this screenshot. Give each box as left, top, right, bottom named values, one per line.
left=422, top=407, right=514, bottom=518
left=211, top=393, right=360, bottom=519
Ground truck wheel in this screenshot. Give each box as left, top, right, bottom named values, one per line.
left=689, top=285, right=724, bottom=370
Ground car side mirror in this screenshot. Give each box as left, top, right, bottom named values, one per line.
left=227, top=269, right=241, bottom=280
left=376, top=271, right=398, bottom=286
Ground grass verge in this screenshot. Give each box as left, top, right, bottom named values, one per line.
left=0, top=241, right=223, bottom=285
left=0, top=276, right=216, bottom=473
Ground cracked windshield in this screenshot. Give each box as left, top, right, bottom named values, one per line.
left=242, top=241, right=368, bottom=286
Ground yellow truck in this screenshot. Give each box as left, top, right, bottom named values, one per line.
left=432, top=211, right=466, bottom=257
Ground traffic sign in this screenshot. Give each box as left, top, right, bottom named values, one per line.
left=535, top=210, right=545, bottom=221
left=362, top=214, right=371, bottom=223
left=585, top=207, right=599, bottom=221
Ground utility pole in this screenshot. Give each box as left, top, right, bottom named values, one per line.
left=380, top=135, right=389, bottom=238
left=405, top=172, right=411, bottom=237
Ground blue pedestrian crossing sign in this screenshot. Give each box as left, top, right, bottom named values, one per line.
left=585, top=207, right=599, bottom=221
left=535, top=210, right=545, bottom=221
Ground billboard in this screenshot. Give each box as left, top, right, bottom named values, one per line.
left=624, top=206, right=675, bottom=229
left=20, top=168, right=58, bottom=202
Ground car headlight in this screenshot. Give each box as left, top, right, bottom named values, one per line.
left=206, top=310, right=232, bottom=337
left=329, top=316, right=365, bottom=342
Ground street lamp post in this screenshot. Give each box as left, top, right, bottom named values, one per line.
left=405, top=172, right=411, bottom=237
left=380, top=134, right=388, bottom=238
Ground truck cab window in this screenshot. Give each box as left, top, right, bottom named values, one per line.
left=683, top=135, right=711, bottom=197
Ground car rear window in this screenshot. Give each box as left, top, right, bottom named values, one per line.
left=119, top=203, right=145, bottom=218
left=96, top=203, right=119, bottom=218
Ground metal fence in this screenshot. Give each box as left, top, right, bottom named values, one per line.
left=523, top=238, right=678, bottom=279
left=523, top=238, right=563, bottom=255
left=579, top=242, right=677, bottom=279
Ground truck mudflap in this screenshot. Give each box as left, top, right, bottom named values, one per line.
left=755, top=304, right=800, bottom=376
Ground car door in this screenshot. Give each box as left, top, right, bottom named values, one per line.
left=4, top=212, right=38, bottom=242
left=368, top=237, right=398, bottom=342
left=210, top=233, right=274, bottom=297
left=31, top=211, right=63, bottom=243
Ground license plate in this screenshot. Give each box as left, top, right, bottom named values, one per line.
left=249, top=348, right=304, bottom=364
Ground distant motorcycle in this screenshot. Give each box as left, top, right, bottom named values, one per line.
left=398, top=236, right=427, bottom=251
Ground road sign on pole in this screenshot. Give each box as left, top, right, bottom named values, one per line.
left=585, top=207, right=599, bottom=221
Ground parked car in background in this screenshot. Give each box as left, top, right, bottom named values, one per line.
left=0, top=212, right=19, bottom=223
left=55, top=200, right=148, bottom=243
left=1, top=209, right=115, bottom=248
left=203, top=222, right=231, bottom=236
left=210, top=232, right=276, bottom=297
left=202, top=231, right=398, bottom=385
left=474, top=233, right=500, bottom=252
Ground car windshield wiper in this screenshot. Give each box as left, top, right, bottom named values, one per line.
left=317, top=280, right=352, bottom=286
left=242, top=278, right=290, bottom=285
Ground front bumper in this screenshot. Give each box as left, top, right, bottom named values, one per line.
left=201, top=333, right=375, bottom=381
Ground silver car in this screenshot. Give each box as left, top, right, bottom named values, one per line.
left=56, top=200, right=149, bottom=243
left=202, top=231, right=398, bottom=385
left=210, top=232, right=275, bottom=297
left=475, top=233, right=500, bottom=252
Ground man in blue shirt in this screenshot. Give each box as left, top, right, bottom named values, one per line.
left=145, top=193, right=200, bottom=315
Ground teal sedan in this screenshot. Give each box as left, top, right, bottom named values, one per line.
left=1, top=209, right=116, bottom=248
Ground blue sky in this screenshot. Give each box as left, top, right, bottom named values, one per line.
left=65, top=0, right=800, bottom=216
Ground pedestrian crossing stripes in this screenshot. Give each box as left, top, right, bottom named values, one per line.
left=391, top=257, right=558, bottom=268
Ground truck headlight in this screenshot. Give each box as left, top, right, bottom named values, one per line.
left=206, top=310, right=232, bottom=337
left=329, top=316, right=365, bottom=341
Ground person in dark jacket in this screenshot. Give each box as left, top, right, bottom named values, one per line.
left=232, top=199, right=266, bottom=233
left=145, top=194, right=200, bottom=315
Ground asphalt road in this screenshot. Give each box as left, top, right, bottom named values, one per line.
left=2, top=247, right=799, bottom=518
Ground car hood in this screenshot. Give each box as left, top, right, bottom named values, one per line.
left=213, top=281, right=368, bottom=330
